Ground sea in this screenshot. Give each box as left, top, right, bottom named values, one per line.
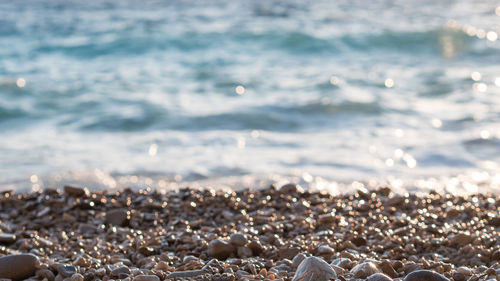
left=1, top=0, right=499, bottom=194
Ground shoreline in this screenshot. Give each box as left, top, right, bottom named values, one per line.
left=0, top=184, right=499, bottom=281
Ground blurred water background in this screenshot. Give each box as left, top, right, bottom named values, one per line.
left=1, top=0, right=500, bottom=193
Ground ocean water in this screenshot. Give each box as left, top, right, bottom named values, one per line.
left=1, top=0, right=499, bottom=193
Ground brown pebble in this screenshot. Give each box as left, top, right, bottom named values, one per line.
left=379, top=260, right=398, bottom=278
left=106, top=209, right=130, bottom=226
left=247, top=240, right=264, bottom=256
left=452, top=272, right=466, bottom=281
left=208, top=239, right=234, bottom=260
left=36, top=269, right=55, bottom=281
left=404, top=270, right=450, bottom=281
left=237, top=246, right=253, bottom=258
left=450, top=233, right=472, bottom=247
left=0, top=254, right=39, bottom=280
left=278, top=247, right=301, bottom=260
left=63, top=186, right=88, bottom=197
left=56, top=265, right=76, bottom=278
left=133, top=275, right=161, bottom=281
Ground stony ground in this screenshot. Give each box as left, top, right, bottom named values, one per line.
left=0, top=184, right=499, bottom=281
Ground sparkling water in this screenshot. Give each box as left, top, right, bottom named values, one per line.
left=1, top=0, right=499, bottom=193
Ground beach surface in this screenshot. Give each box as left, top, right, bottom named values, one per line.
left=0, top=184, right=499, bottom=281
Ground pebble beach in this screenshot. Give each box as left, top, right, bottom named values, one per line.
left=0, top=184, right=499, bottom=281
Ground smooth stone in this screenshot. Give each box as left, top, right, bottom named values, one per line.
left=36, top=269, right=55, bottom=281
left=237, top=246, right=253, bottom=258
left=0, top=234, right=16, bottom=244
left=450, top=233, right=472, bottom=247
left=318, top=213, right=336, bottom=225
left=110, top=266, right=130, bottom=277
left=229, top=233, right=248, bottom=247
left=292, top=256, right=336, bottom=281
left=70, top=273, right=84, bottom=281
left=379, top=260, right=398, bottom=278
left=317, top=245, right=334, bottom=255
left=292, top=253, right=308, bottom=268
left=351, top=262, right=379, bottom=279
left=279, top=247, right=301, bottom=260
left=452, top=272, right=466, bottom=281
left=331, top=258, right=352, bottom=269
left=167, top=270, right=205, bottom=278
left=456, top=267, right=472, bottom=276
left=56, top=265, right=77, bottom=278
left=367, top=273, right=393, bottom=281
left=247, top=240, right=264, bottom=255
left=133, top=275, right=161, bottom=281
left=207, top=239, right=234, bottom=260
left=0, top=254, right=39, bottom=280
left=280, top=183, right=300, bottom=193
left=403, top=270, right=450, bottom=281
left=63, top=186, right=88, bottom=197
left=106, top=209, right=130, bottom=226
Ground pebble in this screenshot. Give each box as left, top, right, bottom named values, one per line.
left=0, top=254, right=39, bottom=280
left=450, top=233, right=472, bottom=247
left=279, top=247, right=301, bottom=260
left=318, top=213, right=336, bottom=225
left=0, top=233, right=16, bottom=244
left=63, top=186, right=88, bottom=197
left=317, top=245, right=334, bottom=255
left=70, top=273, right=84, bottom=281
left=229, top=233, right=248, bottom=247
left=367, top=273, right=393, bottom=281
left=379, top=260, right=398, bottom=278
left=331, top=258, right=352, bottom=269
left=36, top=269, right=55, bottom=281
left=292, top=256, right=336, bottom=281
left=208, top=239, right=234, bottom=260
left=292, top=253, right=308, bottom=268
left=56, top=265, right=77, bottom=278
left=351, top=262, right=379, bottom=279
left=106, top=209, right=130, bottom=226
left=237, top=246, right=253, bottom=258
left=403, top=270, right=450, bottom=281
left=456, top=267, right=472, bottom=276
left=133, top=275, right=161, bottom=281
left=452, top=272, right=466, bottom=281
left=110, top=266, right=131, bottom=277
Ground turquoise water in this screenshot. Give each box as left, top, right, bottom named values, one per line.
left=1, top=0, right=499, bottom=193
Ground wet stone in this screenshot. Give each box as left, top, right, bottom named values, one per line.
left=453, top=272, right=466, bottom=281
left=292, top=253, right=308, bottom=268
left=208, top=239, right=234, bottom=260
left=403, top=270, right=450, bottom=281
left=0, top=254, right=39, bottom=280
left=317, top=245, right=334, bottom=255
left=331, top=258, right=352, bottom=269
left=292, top=256, right=336, bottom=281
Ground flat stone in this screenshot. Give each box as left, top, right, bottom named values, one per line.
left=0, top=254, right=39, bottom=280
left=0, top=233, right=16, bottom=244
left=63, top=186, right=88, bottom=197
left=403, top=270, right=450, bottom=281
left=106, top=209, right=130, bottom=226
left=367, top=273, right=393, bottom=281
left=292, top=256, right=336, bottom=281
left=455, top=267, right=472, bottom=276
left=229, top=233, right=248, bottom=246
left=167, top=270, right=205, bottom=279
left=133, top=275, right=161, bottom=281
left=208, top=239, right=234, bottom=260
left=351, top=262, right=379, bottom=279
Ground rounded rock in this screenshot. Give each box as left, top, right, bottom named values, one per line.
left=403, top=270, right=450, bottom=281
left=208, top=239, right=234, bottom=260
left=106, top=209, right=130, bottom=226
left=351, top=262, right=379, bottom=279
left=0, top=254, right=39, bottom=280
left=56, top=264, right=77, bottom=278
left=110, top=266, right=131, bottom=277
left=229, top=233, right=248, bottom=247
left=367, top=273, right=393, bottom=281
left=292, top=256, right=336, bottom=281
